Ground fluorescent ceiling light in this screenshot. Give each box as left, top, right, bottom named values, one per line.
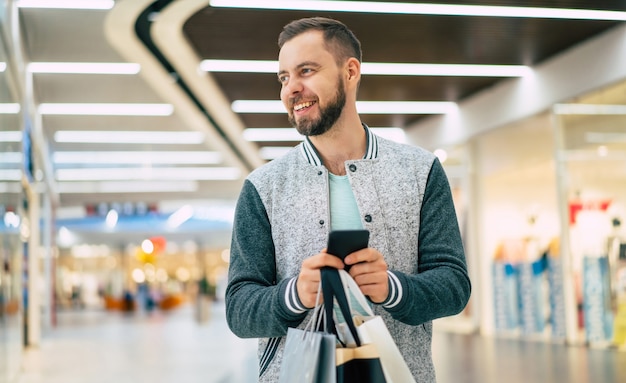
left=53, top=151, right=222, bottom=165
left=16, top=0, right=114, bottom=9
left=371, top=128, right=407, bottom=143
left=56, top=181, right=199, bottom=194
left=232, top=100, right=456, bottom=114
left=0, top=152, right=22, bottom=164
left=0, top=170, right=22, bottom=181
left=0, top=62, right=6, bottom=72
left=0, top=104, right=21, bottom=114
left=243, top=127, right=406, bottom=143
left=39, top=103, right=174, bottom=116
left=0, top=131, right=22, bottom=142
left=243, top=128, right=303, bottom=142
left=362, top=63, right=531, bottom=77
left=54, top=130, right=205, bottom=144
left=201, top=59, right=278, bottom=73
left=201, top=59, right=531, bottom=77
left=28, top=62, right=141, bottom=75
left=259, top=147, right=292, bottom=160
left=554, top=104, right=626, bottom=115
left=55, top=167, right=241, bottom=181
left=209, top=0, right=626, bottom=21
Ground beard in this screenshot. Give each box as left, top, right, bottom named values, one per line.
left=288, top=77, right=346, bottom=137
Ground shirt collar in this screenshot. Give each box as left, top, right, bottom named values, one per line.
left=300, top=123, right=379, bottom=166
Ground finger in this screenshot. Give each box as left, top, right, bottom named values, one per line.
left=307, top=251, right=345, bottom=270
left=344, top=248, right=377, bottom=266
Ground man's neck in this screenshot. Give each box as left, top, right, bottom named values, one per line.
left=309, top=120, right=366, bottom=176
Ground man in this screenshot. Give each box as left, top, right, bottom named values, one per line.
left=226, top=17, right=471, bottom=382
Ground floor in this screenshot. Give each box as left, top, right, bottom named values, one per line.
left=14, top=302, right=626, bottom=383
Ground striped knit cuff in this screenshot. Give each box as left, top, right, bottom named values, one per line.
left=381, top=271, right=403, bottom=309
left=285, top=277, right=308, bottom=314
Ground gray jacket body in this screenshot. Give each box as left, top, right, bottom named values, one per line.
left=226, top=126, right=471, bottom=382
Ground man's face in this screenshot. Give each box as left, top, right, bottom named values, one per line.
left=278, top=31, right=346, bottom=136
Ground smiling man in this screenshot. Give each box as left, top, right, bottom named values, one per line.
left=225, top=17, right=471, bottom=382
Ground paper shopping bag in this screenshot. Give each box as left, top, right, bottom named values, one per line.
left=278, top=327, right=336, bottom=383
left=357, top=316, right=416, bottom=383
left=336, top=343, right=387, bottom=383
left=337, top=269, right=416, bottom=383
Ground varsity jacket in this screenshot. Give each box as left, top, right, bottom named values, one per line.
left=226, top=125, right=471, bottom=382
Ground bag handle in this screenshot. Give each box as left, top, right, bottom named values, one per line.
left=321, top=267, right=362, bottom=347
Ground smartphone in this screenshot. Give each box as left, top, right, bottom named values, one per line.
left=326, top=229, right=370, bottom=271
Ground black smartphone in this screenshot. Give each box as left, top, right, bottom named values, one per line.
left=326, top=229, right=370, bottom=271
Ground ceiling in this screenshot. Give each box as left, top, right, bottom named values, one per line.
left=2, top=0, right=626, bottom=247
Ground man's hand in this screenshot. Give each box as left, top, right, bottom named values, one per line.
left=296, top=250, right=345, bottom=308
left=344, top=248, right=389, bottom=303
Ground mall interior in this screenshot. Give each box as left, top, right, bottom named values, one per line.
left=2, top=1, right=626, bottom=382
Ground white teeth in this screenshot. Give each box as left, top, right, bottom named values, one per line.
left=294, top=101, right=314, bottom=111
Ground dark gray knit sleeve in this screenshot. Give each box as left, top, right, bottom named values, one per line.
left=384, top=158, right=471, bottom=325
left=225, top=179, right=308, bottom=338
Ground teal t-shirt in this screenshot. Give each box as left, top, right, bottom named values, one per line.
left=329, top=173, right=363, bottom=231
left=328, top=172, right=371, bottom=333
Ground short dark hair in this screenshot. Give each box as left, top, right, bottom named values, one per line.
left=278, top=17, right=362, bottom=65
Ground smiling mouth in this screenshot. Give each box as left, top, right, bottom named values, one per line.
left=293, top=101, right=316, bottom=112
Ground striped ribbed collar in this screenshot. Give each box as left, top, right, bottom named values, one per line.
left=300, top=123, right=379, bottom=166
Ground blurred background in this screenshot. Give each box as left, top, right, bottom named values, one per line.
left=1, top=1, right=626, bottom=382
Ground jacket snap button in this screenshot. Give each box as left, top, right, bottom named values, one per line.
left=318, top=171, right=323, bottom=175
left=319, top=220, right=325, bottom=225
left=349, top=164, right=357, bottom=172
left=364, top=215, right=372, bottom=222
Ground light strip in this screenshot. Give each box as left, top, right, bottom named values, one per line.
left=0, top=153, right=22, bottom=164
left=0, top=104, right=21, bottom=114
left=53, top=151, right=222, bottom=165
left=259, top=147, right=292, bottom=160
left=209, top=0, right=626, bottom=21
left=0, top=131, right=22, bottom=142
left=55, top=167, right=241, bottom=181
left=201, top=59, right=531, bottom=77
left=28, top=62, right=141, bottom=75
left=554, top=104, right=626, bottom=115
left=39, top=103, right=174, bottom=116
left=362, top=62, right=531, bottom=77
left=16, top=0, right=114, bottom=9
left=243, top=127, right=406, bottom=142
left=243, top=128, right=303, bottom=142
left=232, top=100, right=457, bottom=114
left=54, top=130, right=205, bottom=144
left=56, top=181, right=199, bottom=194
left=200, top=59, right=278, bottom=73
left=0, top=62, right=6, bottom=72
left=0, top=170, right=22, bottom=181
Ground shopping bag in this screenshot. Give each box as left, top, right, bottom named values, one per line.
left=279, top=280, right=336, bottom=383
left=278, top=327, right=335, bottom=383
left=338, top=269, right=417, bottom=383
left=336, top=343, right=387, bottom=383
left=321, top=267, right=387, bottom=383
left=356, top=316, right=416, bottom=383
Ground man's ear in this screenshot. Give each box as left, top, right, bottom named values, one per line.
left=346, top=57, right=361, bottom=83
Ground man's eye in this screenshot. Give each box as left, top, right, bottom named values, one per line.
left=278, top=75, right=288, bottom=84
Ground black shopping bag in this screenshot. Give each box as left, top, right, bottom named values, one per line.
left=321, top=267, right=387, bottom=383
